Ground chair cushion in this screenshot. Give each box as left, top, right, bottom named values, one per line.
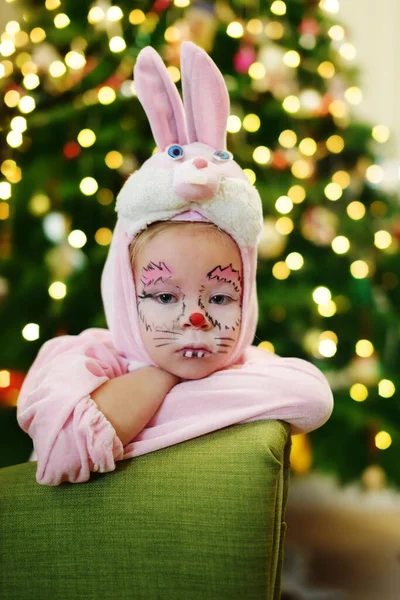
left=0, top=419, right=291, bottom=600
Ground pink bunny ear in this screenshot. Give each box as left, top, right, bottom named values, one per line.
left=133, top=46, right=189, bottom=151
left=180, top=41, right=230, bottom=149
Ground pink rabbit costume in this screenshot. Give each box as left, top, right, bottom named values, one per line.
left=17, top=42, right=334, bottom=486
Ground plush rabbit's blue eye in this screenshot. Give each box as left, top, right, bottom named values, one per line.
left=167, top=144, right=184, bottom=160
left=214, top=150, right=233, bottom=162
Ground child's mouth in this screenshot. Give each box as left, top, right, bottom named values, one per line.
left=179, top=348, right=211, bottom=358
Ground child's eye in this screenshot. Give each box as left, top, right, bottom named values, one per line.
left=155, top=293, right=177, bottom=304
left=213, top=150, right=233, bottom=162
left=166, top=144, right=184, bottom=160
left=210, top=295, right=233, bottom=305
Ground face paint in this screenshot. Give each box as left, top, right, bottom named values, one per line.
left=133, top=227, right=243, bottom=379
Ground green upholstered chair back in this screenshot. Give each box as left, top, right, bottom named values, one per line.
left=0, top=420, right=291, bottom=600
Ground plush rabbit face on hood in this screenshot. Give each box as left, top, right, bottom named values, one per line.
left=101, top=41, right=264, bottom=377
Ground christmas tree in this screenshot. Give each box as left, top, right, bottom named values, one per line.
left=1, top=0, right=399, bottom=485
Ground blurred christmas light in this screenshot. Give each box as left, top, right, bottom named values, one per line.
left=374, top=230, right=392, bottom=250
left=356, top=339, right=374, bottom=358
left=243, top=169, right=256, bottom=184
left=279, top=130, right=297, bottom=148
left=350, top=260, right=369, bottom=279
left=49, top=60, right=67, bottom=77
left=227, top=21, right=244, bottom=38
left=0, top=182, right=12, bottom=200
left=18, top=95, right=35, bottom=113
left=286, top=252, right=304, bottom=270
left=328, top=25, right=345, bottom=41
left=6, top=131, right=23, bottom=147
left=265, top=21, right=284, bottom=39
left=272, top=261, right=290, bottom=280
left=30, top=28, right=46, bottom=43
left=372, top=125, right=390, bottom=143
left=9, top=115, right=27, bottom=132
left=288, top=185, right=306, bottom=203
left=109, top=36, right=126, bottom=52
left=77, top=129, right=96, bottom=147
left=258, top=341, right=275, bottom=353
left=23, top=73, right=40, bottom=89
left=319, top=0, right=340, bottom=13
left=54, top=14, right=70, bottom=28
left=48, top=281, right=67, bottom=299
left=107, top=6, right=123, bottom=21
left=350, top=383, right=368, bottom=402
left=271, top=1, right=286, bottom=16
left=88, top=7, right=105, bottom=24
left=98, top=86, right=116, bottom=104
left=347, top=201, right=365, bottom=220
left=129, top=9, right=145, bottom=25
left=68, top=230, right=87, bottom=248
left=105, top=151, right=123, bottom=169
left=324, top=182, right=342, bottom=201
left=283, top=95, right=300, bottom=113
left=0, top=40, right=15, bottom=57
left=299, top=138, right=317, bottom=156
left=275, top=196, right=293, bottom=214
left=80, top=177, right=98, bottom=195
left=313, top=286, right=332, bottom=304
left=243, top=114, right=260, bottom=132
left=366, top=164, right=384, bottom=184
left=378, top=379, right=395, bottom=398
left=45, top=0, right=61, bottom=9
left=29, top=193, right=50, bottom=216
left=247, top=19, right=263, bottom=35
left=0, top=203, right=9, bottom=220
left=0, top=370, right=10, bottom=387
left=326, top=135, right=344, bottom=153
left=165, top=26, right=180, bottom=42
left=248, top=62, right=265, bottom=79
left=253, top=146, right=271, bottom=164
left=332, top=170, right=350, bottom=188
left=5, top=20, right=20, bottom=34
left=43, top=212, right=68, bottom=242
left=318, top=301, right=337, bottom=317
left=291, top=159, right=313, bottom=179
left=95, top=227, right=113, bottom=246
left=4, top=90, right=20, bottom=107
left=174, top=0, right=190, bottom=6
left=339, top=43, right=356, bottom=61
left=375, top=431, right=392, bottom=450
left=22, top=323, right=40, bottom=341
left=331, top=235, right=350, bottom=254
left=319, top=338, right=337, bottom=357
left=345, top=86, right=363, bottom=105
left=283, top=50, right=300, bottom=67
left=227, top=115, right=241, bottom=133
left=318, top=61, right=335, bottom=78
left=275, top=216, right=293, bottom=234
left=65, top=51, right=86, bottom=69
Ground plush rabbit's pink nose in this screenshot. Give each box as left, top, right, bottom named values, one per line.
left=192, top=157, right=208, bottom=169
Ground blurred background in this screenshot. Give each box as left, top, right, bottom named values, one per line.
left=1, top=1, right=399, bottom=598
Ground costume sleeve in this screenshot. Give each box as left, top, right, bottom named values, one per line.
left=17, top=328, right=129, bottom=486
left=230, top=347, right=334, bottom=435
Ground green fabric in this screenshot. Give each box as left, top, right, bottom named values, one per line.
left=0, top=420, right=291, bottom=600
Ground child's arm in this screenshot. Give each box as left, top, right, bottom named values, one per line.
left=91, top=367, right=180, bottom=445
left=16, top=328, right=177, bottom=486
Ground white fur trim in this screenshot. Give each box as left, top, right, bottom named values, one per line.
left=115, top=168, right=263, bottom=248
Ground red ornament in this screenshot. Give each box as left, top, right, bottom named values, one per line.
left=189, top=313, right=206, bottom=327
left=63, top=141, right=81, bottom=159
left=233, top=46, right=257, bottom=74
left=0, top=370, right=25, bottom=406
left=298, top=18, right=320, bottom=37
left=271, top=150, right=289, bottom=170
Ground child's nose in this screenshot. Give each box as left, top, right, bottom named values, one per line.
left=181, top=312, right=211, bottom=330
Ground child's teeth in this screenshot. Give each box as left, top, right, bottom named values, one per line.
left=183, top=350, right=206, bottom=358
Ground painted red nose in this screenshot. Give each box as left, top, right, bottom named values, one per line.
left=189, top=313, right=206, bottom=327
left=193, top=157, right=207, bottom=169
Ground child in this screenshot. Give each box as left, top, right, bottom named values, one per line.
left=17, top=42, right=333, bottom=486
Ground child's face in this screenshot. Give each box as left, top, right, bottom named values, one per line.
left=133, top=227, right=242, bottom=380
